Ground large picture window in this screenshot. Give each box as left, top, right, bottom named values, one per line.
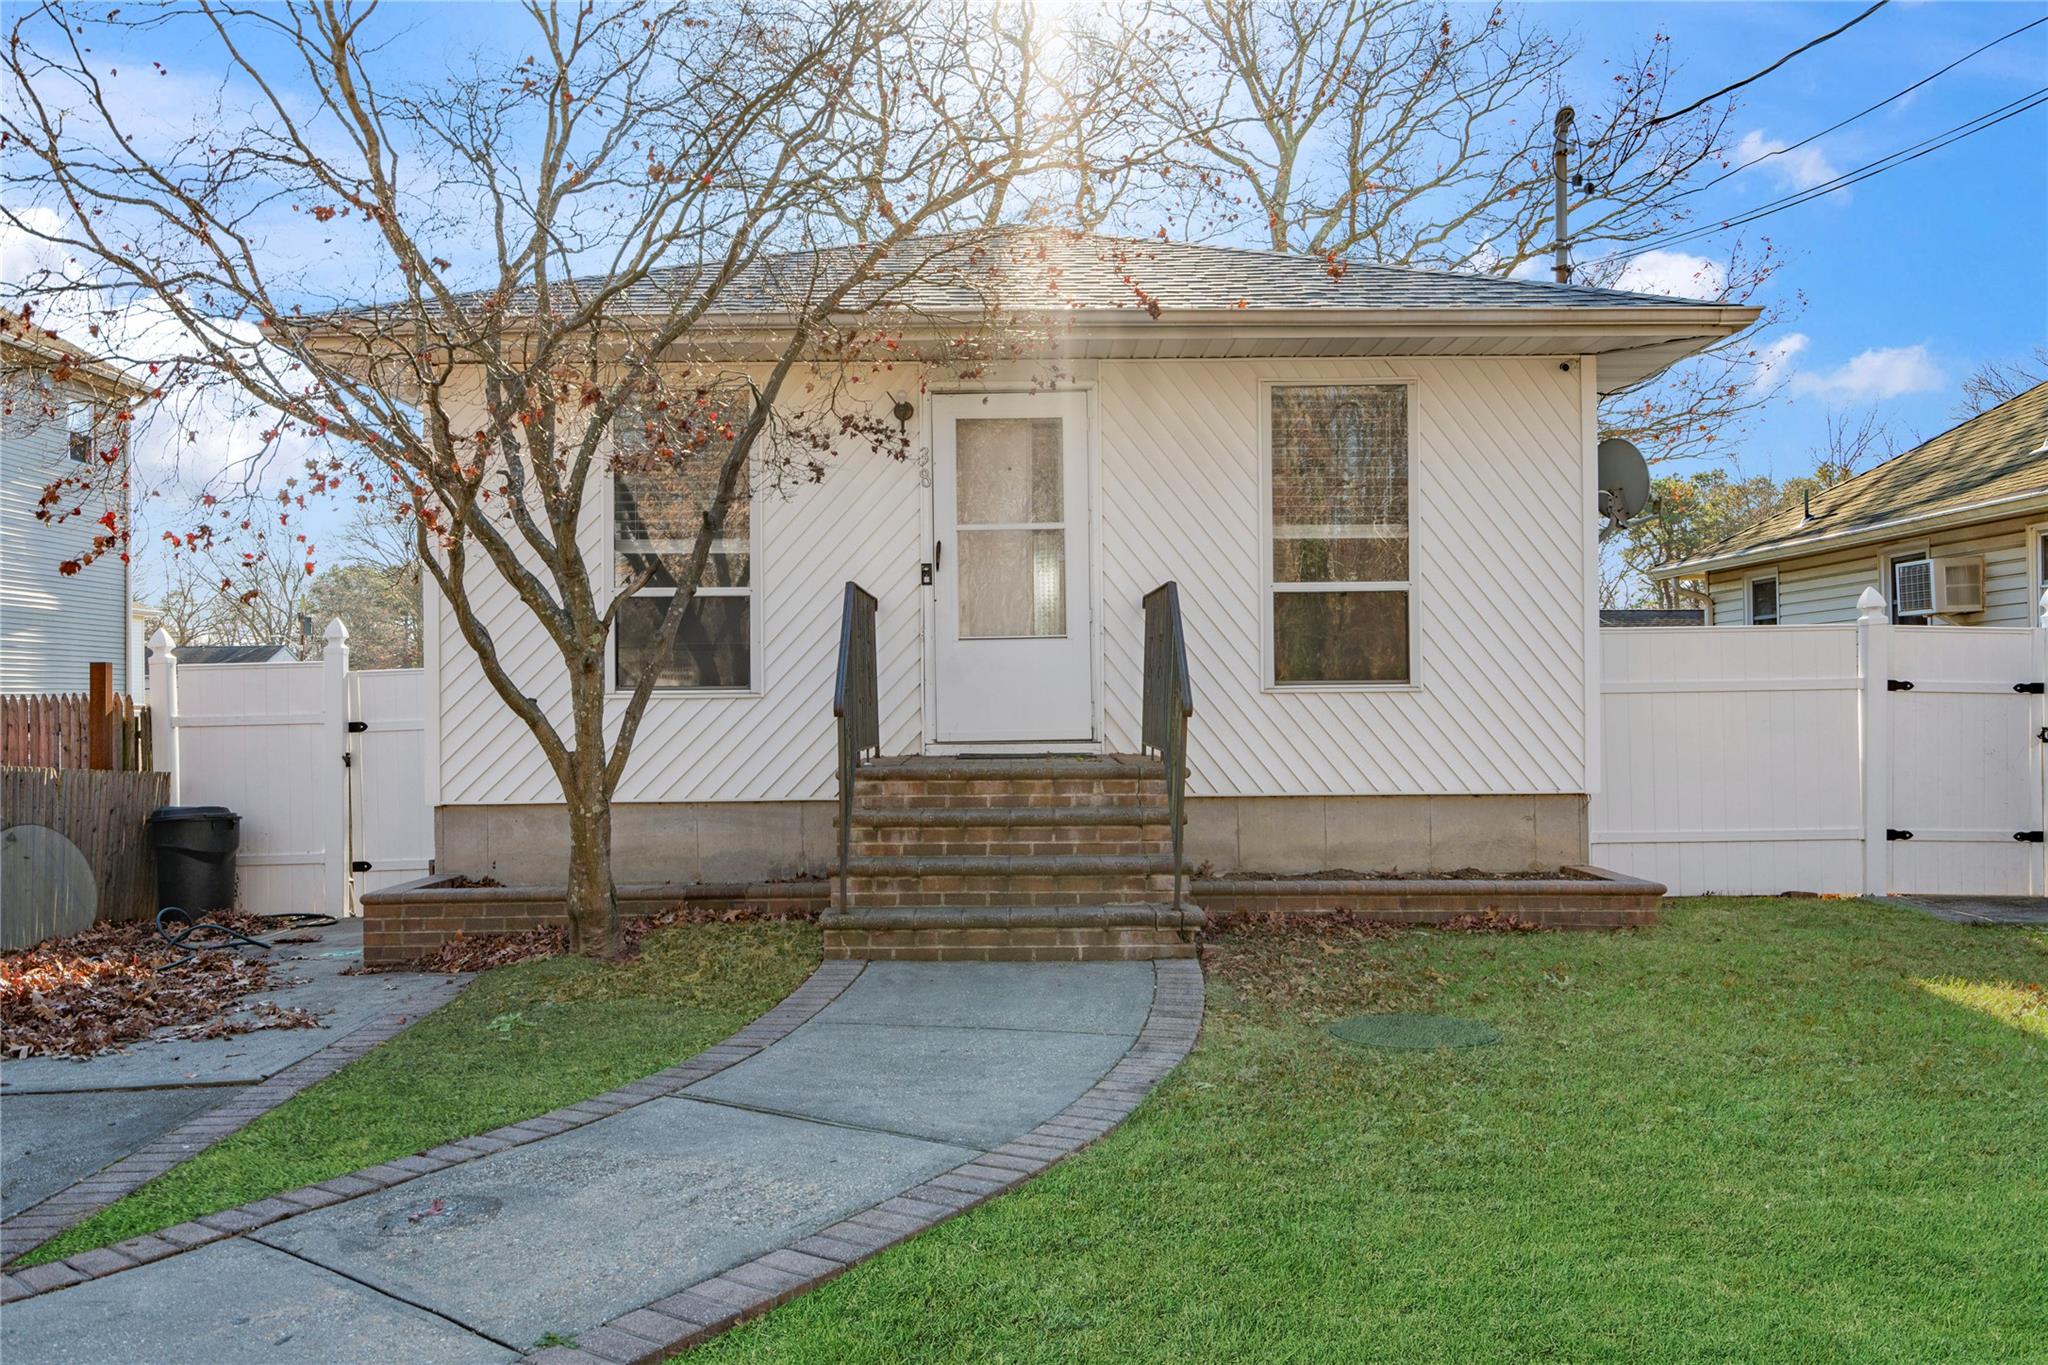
left=611, top=399, right=754, bottom=691
left=1266, top=383, right=1412, bottom=684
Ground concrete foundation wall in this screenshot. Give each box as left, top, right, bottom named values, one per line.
left=437, top=794, right=1590, bottom=884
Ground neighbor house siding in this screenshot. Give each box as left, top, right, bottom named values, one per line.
left=0, top=398, right=129, bottom=695
left=430, top=355, right=1590, bottom=806
left=1705, top=512, right=2040, bottom=626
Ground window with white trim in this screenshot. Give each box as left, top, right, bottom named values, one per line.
left=1890, top=553, right=1931, bottom=623
left=1747, top=572, right=1779, bottom=625
left=1266, top=383, right=1412, bottom=684
left=66, top=400, right=94, bottom=463
left=611, top=397, right=754, bottom=691
left=2033, top=528, right=2047, bottom=611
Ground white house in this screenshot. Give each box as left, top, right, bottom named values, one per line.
left=0, top=325, right=143, bottom=696
left=389, top=234, right=1756, bottom=897
left=1662, top=381, right=2048, bottom=626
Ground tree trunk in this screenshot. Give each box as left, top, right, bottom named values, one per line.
left=563, top=778, right=621, bottom=957
left=562, top=649, right=622, bottom=958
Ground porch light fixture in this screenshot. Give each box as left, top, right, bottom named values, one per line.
left=892, top=398, right=915, bottom=432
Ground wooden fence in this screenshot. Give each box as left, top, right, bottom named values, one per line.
left=0, top=767, right=170, bottom=947
left=0, top=663, right=150, bottom=772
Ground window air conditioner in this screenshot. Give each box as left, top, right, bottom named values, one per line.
left=1931, top=554, right=1986, bottom=614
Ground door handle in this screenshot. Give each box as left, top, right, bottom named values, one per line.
left=920, top=541, right=942, bottom=587
left=933, top=540, right=943, bottom=571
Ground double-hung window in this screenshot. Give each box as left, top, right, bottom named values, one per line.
left=1265, top=383, right=1413, bottom=685
left=66, top=400, right=94, bottom=463
left=1748, top=572, right=1779, bottom=625
left=611, top=397, right=755, bottom=691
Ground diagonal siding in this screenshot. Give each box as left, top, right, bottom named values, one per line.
left=1098, top=358, right=1586, bottom=797
left=439, top=356, right=1587, bottom=805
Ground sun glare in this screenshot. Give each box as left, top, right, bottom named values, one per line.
left=1913, top=976, right=2048, bottom=1040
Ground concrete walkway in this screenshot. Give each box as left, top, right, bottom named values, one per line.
left=1, top=959, right=1199, bottom=1363
left=1, top=921, right=465, bottom=1255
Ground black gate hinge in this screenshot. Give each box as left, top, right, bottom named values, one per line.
left=2017, top=831, right=2046, bottom=844
left=351, top=859, right=374, bottom=872
left=347, top=719, right=370, bottom=732
left=1887, top=679, right=1914, bottom=691
left=1886, top=828, right=1914, bottom=841
left=341, top=752, right=352, bottom=767
left=2016, top=682, right=2046, bottom=695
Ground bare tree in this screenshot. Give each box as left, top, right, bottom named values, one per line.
left=4, top=0, right=1162, bottom=954
left=1956, top=345, right=2048, bottom=417
left=1145, top=0, right=1788, bottom=465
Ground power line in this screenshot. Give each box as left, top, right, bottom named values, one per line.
left=1613, top=85, right=2048, bottom=260
left=1675, top=13, right=2048, bottom=200
left=1649, top=1, right=1890, bottom=128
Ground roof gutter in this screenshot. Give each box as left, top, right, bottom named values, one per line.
left=1653, top=485, right=2048, bottom=580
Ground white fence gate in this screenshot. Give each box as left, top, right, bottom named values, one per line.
left=1591, top=590, right=2048, bottom=897
left=149, top=621, right=432, bottom=916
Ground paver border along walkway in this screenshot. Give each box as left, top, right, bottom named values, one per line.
left=0, top=957, right=1204, bottom=1363
left=0, top=1004, right=446, bottom=1262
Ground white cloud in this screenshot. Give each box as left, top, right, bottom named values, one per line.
left=1752, top=331, right=1810, bottom=391
left=1788, top=344, right=1945, bottom=400
left=1731, top=130, right=1840, bottom=193
left=1610, top=249, right=1725, bottom=300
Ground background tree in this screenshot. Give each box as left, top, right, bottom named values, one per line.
left=3, top=0, right=1163, bottom=955
left=1956, top=345, right=2048, bottom=417
left=1144, top=0, right=1789, bottom=466
left=302, top=506, right=424, bottom=668
left=1604, top=405, right=1895, bottom=607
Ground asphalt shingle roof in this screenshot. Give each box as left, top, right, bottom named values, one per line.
left=612, top=230, right=1722, bottom=316
left=1690, top=381, right=2048, bottom=565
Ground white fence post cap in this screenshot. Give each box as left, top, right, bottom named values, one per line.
left=1856, top=587, right=1887, bottom=624
left=148, top=626, right=177, bottom=652
left=323, top=617, right=350, bottom=644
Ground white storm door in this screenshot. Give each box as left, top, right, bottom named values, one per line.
left=932, top=392, right=1094, bottom=744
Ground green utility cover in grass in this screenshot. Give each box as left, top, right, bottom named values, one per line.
left=1328, top=1013, right=1500, bottom=1050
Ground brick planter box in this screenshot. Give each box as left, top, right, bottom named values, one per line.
left=1192, top=865, right=1662, bottom=929
left=360, top=877, right=830, bottom=966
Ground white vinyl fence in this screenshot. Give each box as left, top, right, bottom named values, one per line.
left=1591, top=589, right=2048, bottom=897
left=148, top=621, right=431, bottom=916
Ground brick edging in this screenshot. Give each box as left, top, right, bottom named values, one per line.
left=0, top=960, right=866, bottom=1303
left=518, top=958, right=1207, bottom=1364
left=0, top=992, right=472, bottom=1266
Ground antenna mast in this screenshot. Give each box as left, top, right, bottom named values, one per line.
left=1552, top=105, right=1576, bottom=284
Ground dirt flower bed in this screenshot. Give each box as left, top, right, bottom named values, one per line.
left=384, top=901, right=822, bottom=975
left=1, top=914, right=320, bottom=1060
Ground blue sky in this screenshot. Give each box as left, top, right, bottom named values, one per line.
left=1553, top=0, right=2048, bottom=478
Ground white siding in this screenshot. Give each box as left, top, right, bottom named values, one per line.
left=1, top=403, right=129, bottom=694
left=1097, top=357, right=1586, bottom=796
left=434, top=356, right=1590, bottom=804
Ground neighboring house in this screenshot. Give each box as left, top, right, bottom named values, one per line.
left=1661, top=382, right=2048, bottom=626
left=0, top=325, right=145, bottom=695
left=316, top=231, right=1757, bottom=883
left=167, top=644, right=297, bottom=665
left=1600, top=609, right=1705, bottom=627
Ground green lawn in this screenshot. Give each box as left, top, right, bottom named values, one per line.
left=24, top=919, right=819, bottom=1265
left=698, top=898, right=2047, bottom=1363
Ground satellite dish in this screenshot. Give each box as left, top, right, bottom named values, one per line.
left=1596, top=437, right=1650, bottom=536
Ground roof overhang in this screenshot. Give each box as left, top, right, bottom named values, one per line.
left=299, top=302, right=1758, bottom=396
left=1654, top=485, right=2048, bottom=580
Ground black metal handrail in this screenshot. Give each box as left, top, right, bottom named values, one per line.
left=833, top=582, right=880, bottom=909
left=1141, top=582, right=1194, bottom=909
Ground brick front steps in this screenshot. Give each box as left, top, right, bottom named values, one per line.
left=822, top=903, right=1206, bottom=962
left=360, top=878, right=828, bottom=967
left=1194, top=865, right=1664, bottom=929
left=829, top=754, right=1200, bottom=961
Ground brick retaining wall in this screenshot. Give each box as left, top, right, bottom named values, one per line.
left=359, top=878, right=829, bottom=965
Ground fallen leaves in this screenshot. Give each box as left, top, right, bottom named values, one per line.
left=1, top=914, right=320, bottom=1060
left=374, top=900, right=821, bottom=975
